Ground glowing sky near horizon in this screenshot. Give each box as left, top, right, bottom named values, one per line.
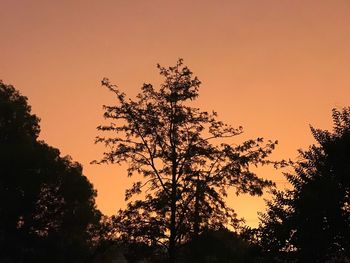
left=2, top=0, right=350, bottom=227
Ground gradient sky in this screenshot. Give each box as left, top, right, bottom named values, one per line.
left=2, top=0, right=350, bottom=227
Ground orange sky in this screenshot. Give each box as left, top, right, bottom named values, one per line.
left=2, top=0, right=350, bottom=227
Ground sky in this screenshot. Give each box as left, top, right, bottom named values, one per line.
left=1, top=0, right=350, bottom=227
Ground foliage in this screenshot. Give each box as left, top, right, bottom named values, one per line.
left=0, top=81, right=101, bottom=262
left=94, top=59, right=281, bottom=261
left=257, top=108, right=350, bottom=262
left=182, top=228, right=261, bottom=263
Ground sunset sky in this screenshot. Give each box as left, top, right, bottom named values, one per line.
left=2, top=0, right=350, bottom=227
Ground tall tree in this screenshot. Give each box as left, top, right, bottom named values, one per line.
left=94, top=59, right=280, bottom=262
left=0, top=81, right=101, bottom=262
left=257, top=108, right=350, bottom=262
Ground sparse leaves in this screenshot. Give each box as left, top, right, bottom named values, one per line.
left=94, top=60, right=281, bottom=260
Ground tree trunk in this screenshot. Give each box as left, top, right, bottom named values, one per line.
left=193, top=176, right=200, bottom=239
left=169, top=165, right=177, bottom=263
left=169, top=100, right=178, bottom=263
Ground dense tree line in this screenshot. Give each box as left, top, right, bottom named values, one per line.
left=2, top=60, right=350, bottom=262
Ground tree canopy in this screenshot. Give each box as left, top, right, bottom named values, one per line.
left=94, top=59, right=281, bottom=262
left=257, top=108, right=350, bottom=262
left=0, top=81, right=101, bottom=262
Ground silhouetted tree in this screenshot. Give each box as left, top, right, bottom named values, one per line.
left=182, top=228, right=261, bottom=263
left=257, top=108, right=350, bottom=262
left=94, top=59, right=281, bottom=262
left=0, top=81, right=101, bottom=262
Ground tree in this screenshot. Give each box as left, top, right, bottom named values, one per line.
left=257, top=108, right=350, bottom=262
left=94, top=59, right=280, bottom=262
left=0, top=81, right=101, bottom=262
left=182, top=228, right=261, bottom=263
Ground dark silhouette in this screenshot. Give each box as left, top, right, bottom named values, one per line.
left=7, top=69, right=350, bottom=262
left=182, top=228, right=261, bottom=263
left=94, top=59, right=281, bottom=262
left=256, top=108, right=350, bottom=262
left=0, top=81, right=101, bottom=262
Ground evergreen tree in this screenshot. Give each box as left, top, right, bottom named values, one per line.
left=257, top=108, right=350, bottom=262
